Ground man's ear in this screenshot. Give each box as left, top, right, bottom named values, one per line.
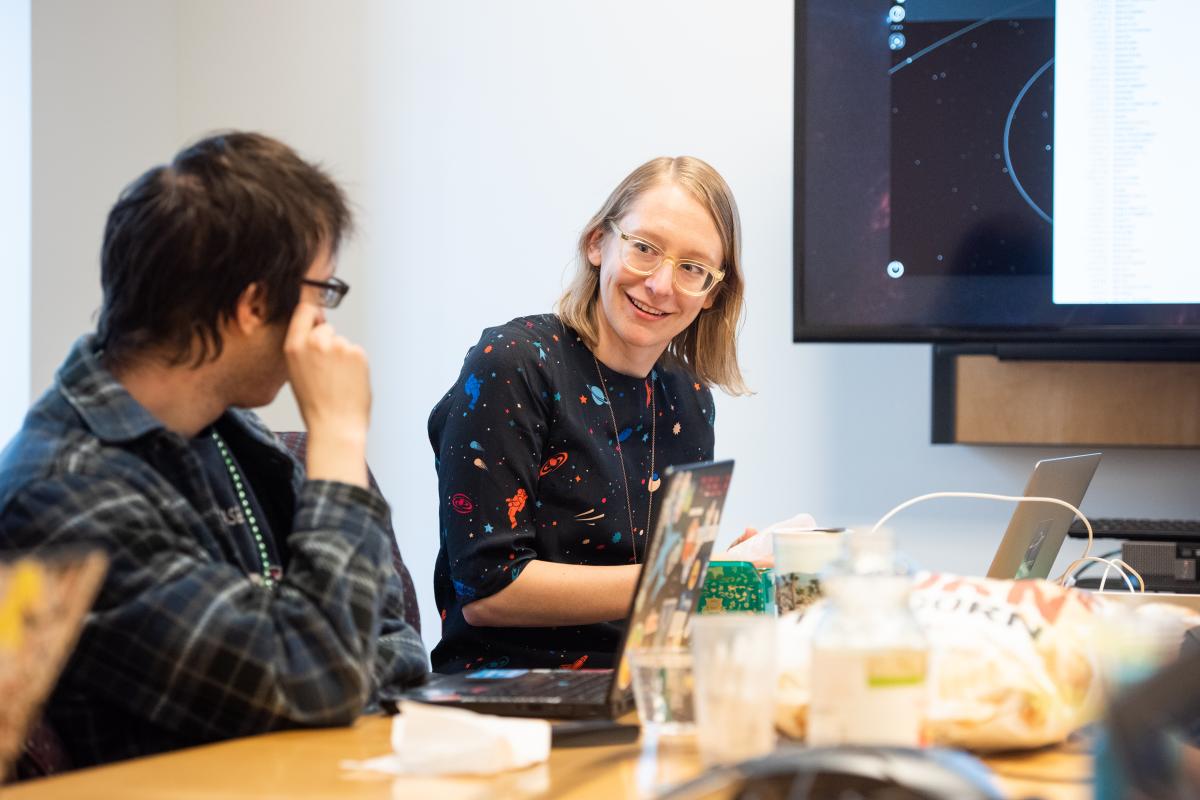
left=585, top=228, right=604, bottom=268
left=234, top=282, right=270, bottom=334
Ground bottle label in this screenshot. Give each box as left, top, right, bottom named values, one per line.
left=808, top=647, right=928, bottom=746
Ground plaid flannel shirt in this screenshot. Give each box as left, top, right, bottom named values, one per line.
left=0, top=336, right=427, bottom=767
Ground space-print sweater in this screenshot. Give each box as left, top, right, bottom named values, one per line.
left=429, top=314, right=715, bottom=672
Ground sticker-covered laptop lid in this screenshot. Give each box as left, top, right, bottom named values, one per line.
left=0, top=549, right=107, bottom=780
left=613, top=460, right=735, bottom=698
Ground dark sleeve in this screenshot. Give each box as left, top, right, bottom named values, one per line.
left=372, top=568, right=429, bottom=702
left=3, top=473, right=412, bottom=740
left=433, top=331, right=553, bottom=605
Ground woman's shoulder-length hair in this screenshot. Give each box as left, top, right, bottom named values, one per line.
left=555, top=156, right=749, bottom=396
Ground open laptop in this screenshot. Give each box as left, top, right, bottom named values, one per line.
left=406, top=459, right=735, bottom=719
left=0, top=549, right=108, bottom=780
left=986, top=453, right=1102, bottom=580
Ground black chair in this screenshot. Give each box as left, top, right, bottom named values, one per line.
left=11, top=718, right=70, bottom=782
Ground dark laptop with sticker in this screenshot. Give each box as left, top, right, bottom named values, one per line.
left=405, top=459, right=734, bottom=718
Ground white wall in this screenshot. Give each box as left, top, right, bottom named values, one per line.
left=173, top=0, right=371, bottom=434
left=30, top=1, right=1200, bottom=653
left=30, top=0, right=366, bottom=434
left=31, top=0, right=178, bottom=400
left=1, top=0, right=31, bottom=445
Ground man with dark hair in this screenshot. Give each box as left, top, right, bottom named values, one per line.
left=0, top=132, right=427, bottom=767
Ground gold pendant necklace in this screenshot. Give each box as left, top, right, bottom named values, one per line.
left=592, top=354, right=657, bottom=564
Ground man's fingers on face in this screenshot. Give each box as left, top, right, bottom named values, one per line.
left=337, top=340, right=368, bottom=367
left=308, top=323, right=336, bottom=352
left=286, top=302, right=320, bottom=351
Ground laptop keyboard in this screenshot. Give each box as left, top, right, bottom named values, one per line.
left=1068, top=517, right=1200, bottom=542
left=466, top=670, right=613, bottom=703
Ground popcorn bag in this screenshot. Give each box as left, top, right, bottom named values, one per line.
left=776, top=572, right=1104, bottom=752
left=912, top=573, right=1103, bottom=751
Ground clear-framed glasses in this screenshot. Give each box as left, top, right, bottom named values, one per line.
left=608, top=220, right=725, bottom=297
left=301, top=276, right=350, bottom=309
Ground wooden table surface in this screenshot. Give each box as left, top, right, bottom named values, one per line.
left=3, top=715, right=1093, bottom=799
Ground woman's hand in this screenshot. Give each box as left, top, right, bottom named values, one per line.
left=712, top=527, right=773, bottom=569
left=729, top=527, right=759, bottom=548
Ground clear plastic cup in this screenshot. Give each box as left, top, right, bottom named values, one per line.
left=628, top=647, right=695, bottom=738
left=690, top=614, right=777, bottom=765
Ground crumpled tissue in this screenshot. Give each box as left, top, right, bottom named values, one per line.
left=341, top=701, right=551, bottom=776
left=723, top=513, right=819, bottom=563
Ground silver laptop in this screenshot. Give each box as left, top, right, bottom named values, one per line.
left=986, top=453, right=1102, bottom=580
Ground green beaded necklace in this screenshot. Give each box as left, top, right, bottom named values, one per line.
left=211, top=430, right=276, bottom=589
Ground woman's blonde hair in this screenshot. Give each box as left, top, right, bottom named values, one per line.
left=556, top=156, right=749, bottom=396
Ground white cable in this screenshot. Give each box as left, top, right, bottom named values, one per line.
left=870, top=491, right=1144, bottom=592
left=1068, top=555, right=1138, bottom=593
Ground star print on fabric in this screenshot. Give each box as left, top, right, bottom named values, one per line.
left=693, top=382, right=701, bottom=390
left=579, top=395, right=588, bottom=404
left=483, top=523, right=494, bottom=533
left=673, top=422, right=681, bottom=435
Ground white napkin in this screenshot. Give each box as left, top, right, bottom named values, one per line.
left=723, top=513, right=819, bottom=562
left=343, top=701, right=551, bottom=776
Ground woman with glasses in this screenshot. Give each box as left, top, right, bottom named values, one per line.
left=429, top=156, right=749, bottom=672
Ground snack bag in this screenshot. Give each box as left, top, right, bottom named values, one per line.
left=911, top=572, right=1102, bottom=751
left=775, top=572, right=1104, bottom=751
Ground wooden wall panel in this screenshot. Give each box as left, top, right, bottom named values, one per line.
left=952, top=356, right=1200, bottom=446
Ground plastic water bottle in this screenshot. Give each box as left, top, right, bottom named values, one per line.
left=807, top=527, right=929, bottom=746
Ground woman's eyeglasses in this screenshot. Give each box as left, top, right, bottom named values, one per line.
left=608, top=220, right=725, bottom=297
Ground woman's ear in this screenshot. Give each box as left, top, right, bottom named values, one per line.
left=586, top=228, right=604, bottom=268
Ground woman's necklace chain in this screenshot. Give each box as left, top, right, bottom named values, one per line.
left=211, top=430, right=276, bottom=589
left=591, top=355, right=657, bottom=564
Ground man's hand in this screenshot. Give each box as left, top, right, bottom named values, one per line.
left=284, top=302, right=370, bottom=488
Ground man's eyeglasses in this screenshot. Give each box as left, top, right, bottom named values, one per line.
left=302, top=277, right=350, bottom=309
left=608, top=220, right=725, bottom=297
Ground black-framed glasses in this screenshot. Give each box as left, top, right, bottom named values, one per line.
left=608, top=220, right=725, bottom=296
left=302, top=277, right=350, bottom=309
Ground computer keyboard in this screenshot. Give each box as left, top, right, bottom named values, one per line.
left=468, top=669, right=612, bottom=702
left=1068, top=517, right=1200, bottom=542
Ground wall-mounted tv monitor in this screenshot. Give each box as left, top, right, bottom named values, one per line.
left=794, top=0, right=1200, bottom=344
